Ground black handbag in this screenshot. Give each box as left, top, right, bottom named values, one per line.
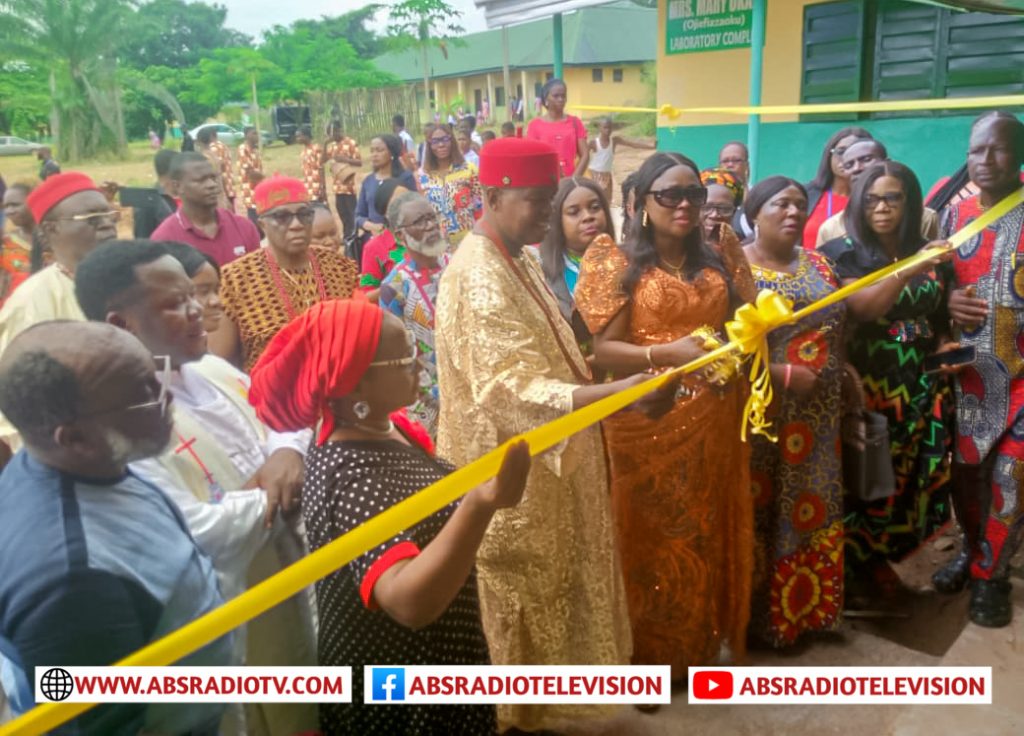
left=344, top=229, right=370, bottom=265
left=840, top=364, right=897, bottom=502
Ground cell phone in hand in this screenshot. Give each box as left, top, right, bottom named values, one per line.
left=923, top=345, right=976, bottom=374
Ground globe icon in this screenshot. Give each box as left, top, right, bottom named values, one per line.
left=40, top=667, right=73, bottom=701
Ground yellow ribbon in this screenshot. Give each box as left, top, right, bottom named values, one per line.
left=575, top=94, right=1024, bottom=119
left=726, top=290, right=796, bottom=442
left=5, top=186, right=1023, bottom=736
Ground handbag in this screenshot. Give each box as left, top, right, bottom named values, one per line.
left=840, top=363, right=897, bottom=502
left=344, top=228, right=370, bottom=265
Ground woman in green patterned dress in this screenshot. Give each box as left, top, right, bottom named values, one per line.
left=819, top=161, right=954, bottom=601
left=742, top=176, right=847, bottom=646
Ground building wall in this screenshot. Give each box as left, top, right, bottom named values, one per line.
left=654, top=0, right=972, bottom=194
left=427, top=63, right=647, bottom=125
left=565, top=63, right=650, bottom=117
left=656, top=0, right=814, bottom=126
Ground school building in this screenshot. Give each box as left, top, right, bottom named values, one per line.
left=373, top=1, right=656, bottom=124
left=656, top=0, right=1024, bottom=190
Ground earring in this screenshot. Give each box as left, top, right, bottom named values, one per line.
left=353, top=401, right=371, bottom=420
left=641, top=210, right=649, bottom=228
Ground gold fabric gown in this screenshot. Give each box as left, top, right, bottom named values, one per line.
left=436, top=231, right=631, bottom=733
left=575, top=232, right=755, bottom=678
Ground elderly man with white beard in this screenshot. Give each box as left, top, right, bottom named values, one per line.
left=378, top=191, right=452, bottom=439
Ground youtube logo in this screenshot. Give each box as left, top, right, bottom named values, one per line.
left=692, top=670, right=734, bottom=700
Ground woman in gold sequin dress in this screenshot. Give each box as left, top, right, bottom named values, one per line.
left=576, top=152, right=757, bottom=678
left=211, top=176, right=358, bottom=372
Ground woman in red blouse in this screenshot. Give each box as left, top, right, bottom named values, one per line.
left=526, top=78, right=589, bottom=178
left=802, top=126, right=873, bottom=249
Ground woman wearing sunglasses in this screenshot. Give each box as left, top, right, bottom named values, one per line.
left=741, top=176, right=847, bottom=646
left=417, top=123, right=482, bottom=246
left=575, top=152, right=757, bottom=682
left=819, top=162, right=954, bottom=607
left=211, top=176, right=358, bottom=372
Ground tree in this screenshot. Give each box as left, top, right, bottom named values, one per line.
left=0, top=0, right=132, bottom=160
left=261, top=21, right=398, bottom=98
left=120, top=0, right=252, bottom=70
left=388, top=0, right=465, bottom=124
left=0, top=61, right=50, bottom=137
left=292, top=6, right=387, bottom=59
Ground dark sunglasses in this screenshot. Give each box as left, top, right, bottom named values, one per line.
left=649, top=185, right=708, bottom=209
left=430, top=135, right=453, bottom=145
left=864, top=192, right=905, bottom=210
left=262, top=207, right=316, bottom=227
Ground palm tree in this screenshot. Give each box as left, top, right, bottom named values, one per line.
left=388, top=0, right=465, bottom=125
left=0, top=0, right=131, bottom=160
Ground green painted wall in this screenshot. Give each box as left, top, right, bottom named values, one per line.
left=658, top=114, right=980, bottom=193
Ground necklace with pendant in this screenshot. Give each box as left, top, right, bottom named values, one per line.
left=659, top=255, right=685, bottom=279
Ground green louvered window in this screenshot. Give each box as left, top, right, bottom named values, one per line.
left=801, top=1, right=867, bottom=121
left=801, top=0, right=1024, bottom=119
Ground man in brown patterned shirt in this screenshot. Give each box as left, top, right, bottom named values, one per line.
left=237, top=126, right=264, bottom=224
left=324, top=122, right=361, bottom=239
left=195, top=127, right=235, bottom=211
left=297, top=126, right=324, bottom=202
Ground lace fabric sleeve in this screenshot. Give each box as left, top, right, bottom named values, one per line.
left=575, top=234, right=630, bottom=335
left=716, top=225, right=757, bottom=304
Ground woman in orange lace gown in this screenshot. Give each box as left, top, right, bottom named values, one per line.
left=576, top=152, right=757, bottom=677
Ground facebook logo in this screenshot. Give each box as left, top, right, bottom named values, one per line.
left=371, top=667, right=405, bottom=702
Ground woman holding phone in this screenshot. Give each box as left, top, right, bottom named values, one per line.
left=819, top=161, right=955, bottom=604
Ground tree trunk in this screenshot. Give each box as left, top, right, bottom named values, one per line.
left=48, top=69, right=61, bottom=158
left=421, top=43, right=431, bottom=126
left=251, top=74, right=262, bottom=156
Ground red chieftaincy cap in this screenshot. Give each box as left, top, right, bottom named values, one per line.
left=253, top=175, right=309, bottom=215
left=478, top=138, right=560, bottom=189
left=25, top=172, right=101, bottom=222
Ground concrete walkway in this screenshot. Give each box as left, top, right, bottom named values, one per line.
left=571, top=534, right=1023, bottom=736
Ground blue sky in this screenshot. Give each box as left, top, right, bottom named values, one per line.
left=220, top=0, right=489, bottom=40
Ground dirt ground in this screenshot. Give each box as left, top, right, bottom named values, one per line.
left=566, top=526, right=1024, bottom=736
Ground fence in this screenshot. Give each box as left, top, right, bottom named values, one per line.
left=306, top=86, right=421, bottom=144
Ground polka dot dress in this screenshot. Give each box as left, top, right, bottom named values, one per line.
left=304, top=438, right=496, bottom=735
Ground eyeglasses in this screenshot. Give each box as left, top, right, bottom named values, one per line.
left=368, top=334, right=419, bottom=368
left=85, top=355, right=171, bottom=418
left=56, top=210, right=121, bottom=228
left=864, top=192, right=905, bottom=210
left=430, top=136, right=453, bottom=146
left=719, top=157, right=747, bottom=166
left=400, top=213, right=440, bottom=231
left=261, top=207, right=316, bottom=227
left=649, top=185, right=708, bottom=209
left=702, top=204, right=736, bottom=218
left=841, top=154, right=882, bottom=172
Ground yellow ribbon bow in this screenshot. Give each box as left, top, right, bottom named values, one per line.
left=725, top=289, right=796, bottom=442
left=658, top=103, right=683, bottom=121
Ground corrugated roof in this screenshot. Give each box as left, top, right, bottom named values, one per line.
left=373, top=1, right=655, bottom=83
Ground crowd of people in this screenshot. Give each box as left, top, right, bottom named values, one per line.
left=0, top=75, right=1022, bottom=735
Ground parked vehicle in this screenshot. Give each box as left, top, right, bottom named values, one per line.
left=0, top=136, right=43, bottom=156
left=189, top=123, right=273, bottom=147
left=271, top=106, right=312, bottom=144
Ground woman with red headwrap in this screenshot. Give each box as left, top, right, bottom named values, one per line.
left=249, top=298, right=530, bottom=735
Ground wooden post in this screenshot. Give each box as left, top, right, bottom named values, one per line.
left=502, top=26, right=513, bottom=122
left=521, top=70, right=530, bottom=121
left=251, top=73, right=262, bottom=155
left=487, top=73, right=495, bottom=124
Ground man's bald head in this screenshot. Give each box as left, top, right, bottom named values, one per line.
left=0, top=322, right=159, bottom=448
